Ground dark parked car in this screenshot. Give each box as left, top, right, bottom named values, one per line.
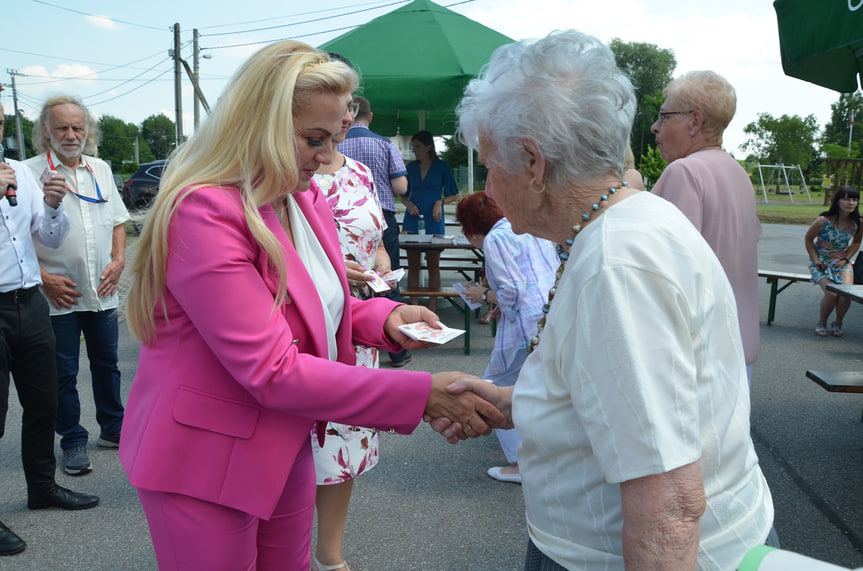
left=122, top=160, right=166, bottom=212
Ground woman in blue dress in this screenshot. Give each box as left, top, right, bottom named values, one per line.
left=805, top=185, right=862, bottom=337
left=401, top=131, right=460, bottom=310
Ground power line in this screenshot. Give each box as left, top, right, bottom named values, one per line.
left=205, top=25, right=360, bottom=51
left=196, top=0, right=398, bottom=30
left=0, top=46, right=167, bottom=74
left=80, top=58, right=172, bottom=99
left=87, top=67, right=174, bottom=107
left=28, top=0, right=168, bottom=32
left=202, top=0, right=407, bottom=37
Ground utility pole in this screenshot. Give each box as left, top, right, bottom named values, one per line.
left=193, top=29, right=200, bottom=130
left=171, top=23, right=183, bottom=148
left=6, top=69, right=26, bottom=160
left=849, top=111, right=855, bottom=157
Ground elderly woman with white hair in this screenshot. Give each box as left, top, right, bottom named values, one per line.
left=650, top=70, right=762, bottom=382
left=431, top=30, right=775, bottom=570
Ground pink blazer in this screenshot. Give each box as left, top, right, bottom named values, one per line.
left=119, top=183, right=432, bottom=519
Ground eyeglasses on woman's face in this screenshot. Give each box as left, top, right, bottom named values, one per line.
left=348, top=103, right=359, bottom=119
left=656, top=110, right=694, bottom=125
left=840, top=196, right=859, bottom=203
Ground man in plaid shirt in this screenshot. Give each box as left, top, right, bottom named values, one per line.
left=339, top=96, right=412, bottom=367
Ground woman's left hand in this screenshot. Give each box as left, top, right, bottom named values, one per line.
left=384, top=304, right=442, bottom=350
left=462, top=282, right=486, bottom=303
left=432, top=200, right=443, bottom=222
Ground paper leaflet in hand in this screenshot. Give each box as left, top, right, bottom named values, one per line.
left=362, top=270, right=392, bottom=293
left=453, top=282, right=483, bottom=310
left=397, top=321, right=465, bottom=344
left=379, top=268, right=405, bottom=283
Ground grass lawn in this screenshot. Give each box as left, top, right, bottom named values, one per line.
left=755, top=187, right=826, bottom=225
left=756, top=203, right=824, bottom=225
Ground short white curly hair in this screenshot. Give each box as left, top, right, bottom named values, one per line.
left=457, top=29, right=635, bottom=188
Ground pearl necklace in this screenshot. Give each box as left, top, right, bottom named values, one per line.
left=528, top=180, right=629, bottom=354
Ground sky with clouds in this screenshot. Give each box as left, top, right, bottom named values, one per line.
left=2, top=0, right=853, bottom=157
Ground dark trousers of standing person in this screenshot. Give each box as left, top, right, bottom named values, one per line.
left=52, top=309, right=124, bottom=450
left=382, top=210, right=410, bottom=364
left=0, top=288, right=60, bottom=495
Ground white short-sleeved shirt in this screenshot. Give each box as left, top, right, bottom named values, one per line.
left=513, top=191, right=773, bottom=570
left=25, top=151, right=129, bottom=315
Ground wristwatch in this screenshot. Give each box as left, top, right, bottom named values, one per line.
left=481, top=288, right=490, bottom=302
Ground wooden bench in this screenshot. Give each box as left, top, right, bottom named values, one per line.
left=400, top=255, right=483, bottom=282
left=759, top=269, right=811, bottom=325
left=400, top=289, right=473, bottom=355
left=806, top=370, right=863, bottom=421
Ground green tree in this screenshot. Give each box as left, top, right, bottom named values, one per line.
left=1, top=113, right=35, bottom=160
left=639, top=145, right=667, bottom=190
left=823, top=91, right=863, bottom=153
left=97, top=115, right=142, bottom=172
left=140, top=114, right=176, bottom=160
left=439, top=136, right=469, bottom=169
left=440, top=136, right=487, bottom=191
left=742, top=113, right=819, bottom=173
left=609, top=39, right=677, bottom=167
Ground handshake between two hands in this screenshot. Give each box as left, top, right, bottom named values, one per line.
left=423, top=373, right=514, bottom=445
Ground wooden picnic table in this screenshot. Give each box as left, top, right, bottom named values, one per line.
left=399, top=237, right=485, bottom=355
left=399, top=236, right=485, bottom=282
left=826, top=283, right=863, bottom=304
left=808, top=285, right=863, bottom=420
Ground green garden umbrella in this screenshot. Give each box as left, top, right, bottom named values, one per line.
left=774, top=0, right=863, bottom=93
left=319, top=0, right=513, bottom=136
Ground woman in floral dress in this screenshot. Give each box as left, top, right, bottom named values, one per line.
left=805, top=185, right=862, bottom=337
left=309, top=103, right=393, bottom=570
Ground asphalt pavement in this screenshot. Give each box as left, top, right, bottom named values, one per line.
left=1, top=223, right=863, bottom=570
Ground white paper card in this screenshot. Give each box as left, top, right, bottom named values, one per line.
left=397, top=321, right=465, bottom=344
left=363, top=270, right=392, bottom=293
left=453, top=282, right=483, bottom=310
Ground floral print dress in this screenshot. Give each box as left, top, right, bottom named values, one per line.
left=311, top=155, right=385, bottom=484
left=810, top=215, right=858, bottom=285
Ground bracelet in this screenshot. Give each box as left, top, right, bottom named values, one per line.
left=842, top=256, right=850, bottom=263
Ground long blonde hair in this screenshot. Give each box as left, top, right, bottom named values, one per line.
left=127, top=40, right=358, bottom=343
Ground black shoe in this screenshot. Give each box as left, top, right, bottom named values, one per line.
left=97, top=432, right=120, bottom=448
left=0, top=521, right=26, bottom=556
left=27, top=484, right=99, bottom=511
left=390, top=351, right=413, bottom=368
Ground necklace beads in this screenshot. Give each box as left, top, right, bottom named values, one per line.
left=527, top=181, right=628, bottom=354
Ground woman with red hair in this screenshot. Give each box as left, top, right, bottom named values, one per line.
left=455, top=192, right=558, bottom=483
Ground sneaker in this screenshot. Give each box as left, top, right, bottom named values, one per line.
left=62, top=446, right=92, bottom=475
left=97, top=432, right=120, bottom=448
left=390, top=351, right=413, bottom=368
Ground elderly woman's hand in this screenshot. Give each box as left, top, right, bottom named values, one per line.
left=461, top=282, right=487, bottom=304
left=425, top=379, right=514, bottom=443
left=425, top=372, right=507, bottom=440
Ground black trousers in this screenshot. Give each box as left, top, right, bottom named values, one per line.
left=382, top=210, right=408, bottom=362
left=0, top=289, right=58, bottom=494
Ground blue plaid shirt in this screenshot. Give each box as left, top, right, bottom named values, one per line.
left=339, top=124, right=407, bottom=212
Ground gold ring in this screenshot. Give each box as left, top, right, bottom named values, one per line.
left=464, top=422, right=472, bottom=434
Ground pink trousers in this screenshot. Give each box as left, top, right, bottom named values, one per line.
left=137, top=444, right=316, bottom=570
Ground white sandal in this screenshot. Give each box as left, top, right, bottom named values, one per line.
left=487, top=466, right=522, bottom=484
left=311, top=554, right=350, bottom=571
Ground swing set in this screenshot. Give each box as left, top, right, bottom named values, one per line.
left=755, top=163, right=812, bottom=203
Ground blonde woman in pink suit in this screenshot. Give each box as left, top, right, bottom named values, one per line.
left=120, top=41, right=502, bottom=570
